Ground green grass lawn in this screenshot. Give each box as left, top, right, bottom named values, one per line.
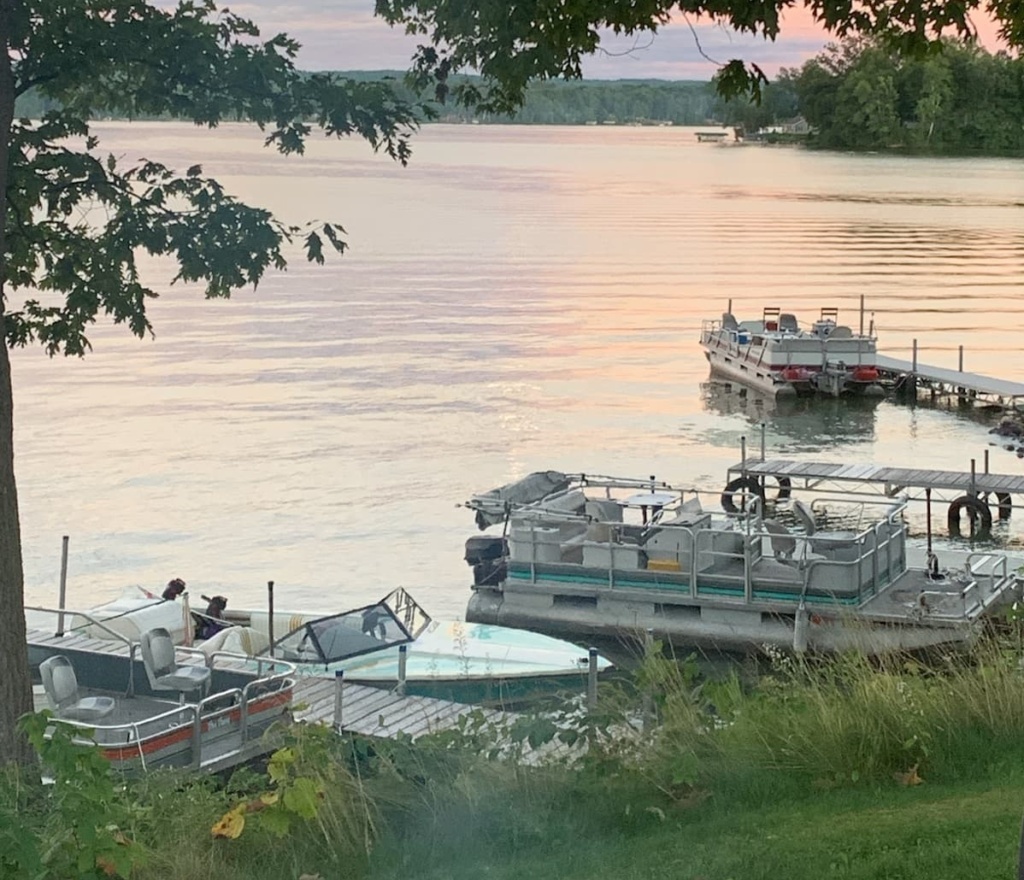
left=370, top=773, right=1024, bottom=880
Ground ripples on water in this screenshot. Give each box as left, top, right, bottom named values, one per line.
left=14, top=123, right=1024, bottom=618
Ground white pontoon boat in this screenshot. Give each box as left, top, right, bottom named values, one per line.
left=699, top=306, right=885, bottom=398
left=462, top=471, right=1022, bottom=655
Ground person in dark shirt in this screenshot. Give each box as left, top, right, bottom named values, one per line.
left=162, top=578, right=186, bottom=600
left=197, top=595, right=229, bottom=640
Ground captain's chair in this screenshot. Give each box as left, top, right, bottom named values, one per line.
left=141, top=627, right=211, bottom=701
left=40, top=655, right=116, bottom=723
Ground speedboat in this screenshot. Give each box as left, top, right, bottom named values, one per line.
left=699, top=306, right=885, bottom=398
left=72, top=587, right=612, bottom=707
left=462, top=470, right=1023, bottom=656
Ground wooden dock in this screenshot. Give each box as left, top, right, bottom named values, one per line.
left=726, top=457, right=1024, bottom=537
left=876, top=353, right=1024, bottom=406
left=730, top=458, right=1024, bottom=502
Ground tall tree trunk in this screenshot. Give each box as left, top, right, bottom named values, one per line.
left=0, top=0, right=34, bottom=766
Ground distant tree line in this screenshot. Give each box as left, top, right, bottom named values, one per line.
left=15, top=42, right=1023, bottom=155
left=786, top=39, right=1024, bottom=155
left=13, top=70, right=724, bottom=127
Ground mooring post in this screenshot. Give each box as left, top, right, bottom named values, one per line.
left=740, top=435, right=747, bottom=477
left=912, top=339, right=918, bottom=374
left=970, top=459, right=977, bottom=496
left=985, top=449, right=990, bottom=475
left=56, top=535, right=69, bottom=636
left=397, top=644, right=408, bottom=695
left=925, top=488, right=933, bottom=554
left=959, top=345, right=964, bottom=373
left=643, top=628, right=655, bottom=732
left=333, top=669, right=345, bottom=732
left=267, top=580, right=275, bottom=659
left=760, top=422, right=766, bottom=461
left=859, top=294, right=865, bottom=336
left=587, top=647, right=599, bottom=712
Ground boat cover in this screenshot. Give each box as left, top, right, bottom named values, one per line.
left=468, top=470, right=570, bottom=529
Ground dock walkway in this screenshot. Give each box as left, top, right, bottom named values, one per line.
left=876, top=353, right=1024, bottom=404
left=730, top=458, right=1024, bottom=502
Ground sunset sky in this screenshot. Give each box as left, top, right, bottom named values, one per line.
left=230, top=0, right=1006, bottom=80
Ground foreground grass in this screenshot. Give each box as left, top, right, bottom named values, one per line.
left=370, top=764, right=1024, bottom=880
left=9, top=639, right=1024, bottom=880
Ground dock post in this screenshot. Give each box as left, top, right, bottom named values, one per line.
left=859, top=294, right=865, bottom=336
left=959, top=345, right=964, bottom=373
left=925, top=488, right=933, bottom=554
left=912, top=339, right=918, bottom=374
left=397, top=644, right=408, bottom=696
left=760, top=422, right=766, bottom=461
left=267, top=581, right=275, bottom=659
left=587, top=647, right=599, bottom=712
left=740, top=435, right=747, bottom=474
left=970, top=459, right=977, bottom=496
left=643, top=629, right=655, bottom=732
left=333, top=670, right=345, bottom=732
left=985, top=449, right=990, bottom=475
left=56, top=535, right=69, bottom=637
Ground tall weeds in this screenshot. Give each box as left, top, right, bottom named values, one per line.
left=692, top=638, right=1024, bottom=792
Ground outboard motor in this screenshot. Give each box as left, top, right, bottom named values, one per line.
left=464, top=535, right=508, bottom=587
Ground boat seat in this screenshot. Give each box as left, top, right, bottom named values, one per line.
left=722, top=312, right=739, bottom=331
left=793, top=499, right=860, bottom=560
left=39, top=655, right=116, bottom=723
left=764, top=520, right=830, bottom=569
left=763, top=520, right=797, bottom=561
left=829, top=326, right=853, bottom=339
left=141, top=627, right=212, bottom=700
left=779, top=313, right=799, bottom=333
left=585, top=499, right=623, bottom=522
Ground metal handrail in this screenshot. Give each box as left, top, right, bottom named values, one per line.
left=26, top=603, right=142, bottom=696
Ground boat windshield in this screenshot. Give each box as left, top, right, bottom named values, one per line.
left=268, top=588, right=432, bottom=665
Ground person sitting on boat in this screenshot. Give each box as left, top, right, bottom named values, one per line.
left=196, top=595, right=229, bottom=640
left=162, top=577, right=187, bottom=601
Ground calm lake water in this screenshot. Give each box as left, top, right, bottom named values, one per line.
left=14, top=122, right=1024, bottom=619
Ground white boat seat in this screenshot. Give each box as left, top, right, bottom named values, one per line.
left=763, top=520, right=797, bottom=561
left=793, top=499, right=859, bottom=558
left=584, top=499, right=623, bottom=522
left=141, top=627, right=211, bottom=699
left=39, top=655, right=116, bottom=723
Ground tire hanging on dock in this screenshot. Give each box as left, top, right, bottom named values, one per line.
left=720, top=476, right=766, bottom=514
left=770, top=475, right=792, bottom=502
left=947, top=494, right=993, bottom=538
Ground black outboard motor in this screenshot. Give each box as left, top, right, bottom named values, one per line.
left=464, top=536, right=508, bottom=587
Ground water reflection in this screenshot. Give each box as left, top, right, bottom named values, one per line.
left=700, top=381, right=880, bottom=450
